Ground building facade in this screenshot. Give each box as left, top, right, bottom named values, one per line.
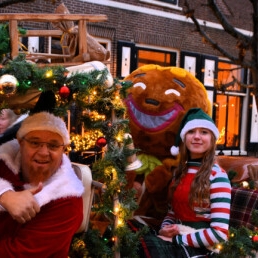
left=1, top=0, right=257, bottom=155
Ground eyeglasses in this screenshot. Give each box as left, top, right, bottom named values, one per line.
left=22, top=137, right=65, bottom=151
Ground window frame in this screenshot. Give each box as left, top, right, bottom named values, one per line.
left=214, top=60, right=249, bottom=155
left=139, top=0, right=182, bottom=10
left=93, top=37, right=112, bottom=71
left=136, top=46, right=177, bottom=68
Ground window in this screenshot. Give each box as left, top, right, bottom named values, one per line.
left=117, top=41, right=178, bottom=78
left=93, top=37, right=112, bottom=71
left=216, top=94, right=242, bottom=148
left=215, top=62, right=244, bottom=92
left=137, top=48, right=177, bottom=67
left=215, top=61, right=245, bottom=150
left=139, top=0, right=181, bottom=10
left=157, top=0, right=177, bottom=4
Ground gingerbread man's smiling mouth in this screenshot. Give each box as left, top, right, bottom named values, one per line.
left=125, top=95, right=184, bottom=132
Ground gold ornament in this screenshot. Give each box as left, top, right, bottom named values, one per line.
left=241, top=181, right=249, bottom=188
left=0, top=74, right=18, bottom=96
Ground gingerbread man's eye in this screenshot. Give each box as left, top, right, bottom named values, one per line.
left=173, top=78, right=185, bottom=88
left=165, top=89, right=180, bottom=96
left=133, top=82, right=146, bottom=90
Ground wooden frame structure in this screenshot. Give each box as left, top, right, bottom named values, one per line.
left=0, top=13, right=108, bottom=66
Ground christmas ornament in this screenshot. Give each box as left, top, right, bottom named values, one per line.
left=241, top=181, right=249, bottom=188
left=252, top=235, right=258, bottom=242
left=59, top=84, right=70, bottom=98
left=0, top=74, right=18, bottom=96
left=96, top=137, right=107, bottom=148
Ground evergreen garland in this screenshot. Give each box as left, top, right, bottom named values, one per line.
left=0, top=24, right=11, bottom=59
left=0, top=24, right=27, bottom=61
left=0, top=55, right=124, bottom=119
left=217, top=226, right=258, bottom=258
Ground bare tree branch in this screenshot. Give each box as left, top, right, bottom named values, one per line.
left=183, top=0, right=253, bottom=69
left=207, top=0, right=251, bottom=44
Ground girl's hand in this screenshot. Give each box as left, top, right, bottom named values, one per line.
left=158, top=224, right=179, bottom=238
left=157, top=235, right=172, bottom=242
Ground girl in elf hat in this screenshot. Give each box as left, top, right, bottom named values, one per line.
left=140, top=108, right=231, bottom=257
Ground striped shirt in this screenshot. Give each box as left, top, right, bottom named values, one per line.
left=160, top=161, right=231, bottom=248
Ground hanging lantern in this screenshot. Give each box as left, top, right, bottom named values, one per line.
left=59, top=84, right=70, bottom=98
left=0, top=74, right=18, bottom=96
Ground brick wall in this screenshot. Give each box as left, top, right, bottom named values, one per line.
left=0, top=0, right=252, bottom=77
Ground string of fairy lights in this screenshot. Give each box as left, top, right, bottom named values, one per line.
left=2, top=56, right=258, bottom=257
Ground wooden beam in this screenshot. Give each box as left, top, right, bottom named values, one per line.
left=9, top=19, right=19, bottom=59
left=25, top=53, right=72, bottom=59
left=36, top=62, right=85, bottom=67
left=20, top=30, right=63, bottom=37
left=78, top=20, right=87, bottom=57
left=0, top=14, right=107, bottom=22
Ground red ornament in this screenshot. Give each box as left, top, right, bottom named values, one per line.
left=252, top=235, right=258, bottom=242
left=96, top=137, right=107, bottom=148
left=59, top=85, right=70, bottom=98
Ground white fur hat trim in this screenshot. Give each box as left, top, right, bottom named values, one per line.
left=17, top=112, right=70, bottom=145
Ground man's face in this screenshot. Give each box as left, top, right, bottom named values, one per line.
left=19, top=130, right=65, bottom=185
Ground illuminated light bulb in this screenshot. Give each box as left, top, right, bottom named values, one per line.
left=45, top=70, right=53, bottom=78
left=114, top=207, right=119, bottom=214
left=216, top=244, right=222, bottom=250
left=116, top=135, right=122, bottom=142
left=117, top=218, right=123, bottom=226
left=241, top=181, right=249, bottom=188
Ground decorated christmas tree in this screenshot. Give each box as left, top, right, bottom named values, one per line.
left=0, top=55, right=146, bottom=257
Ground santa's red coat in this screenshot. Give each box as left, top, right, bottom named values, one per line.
left=0, top=139, right=84, bottom=258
